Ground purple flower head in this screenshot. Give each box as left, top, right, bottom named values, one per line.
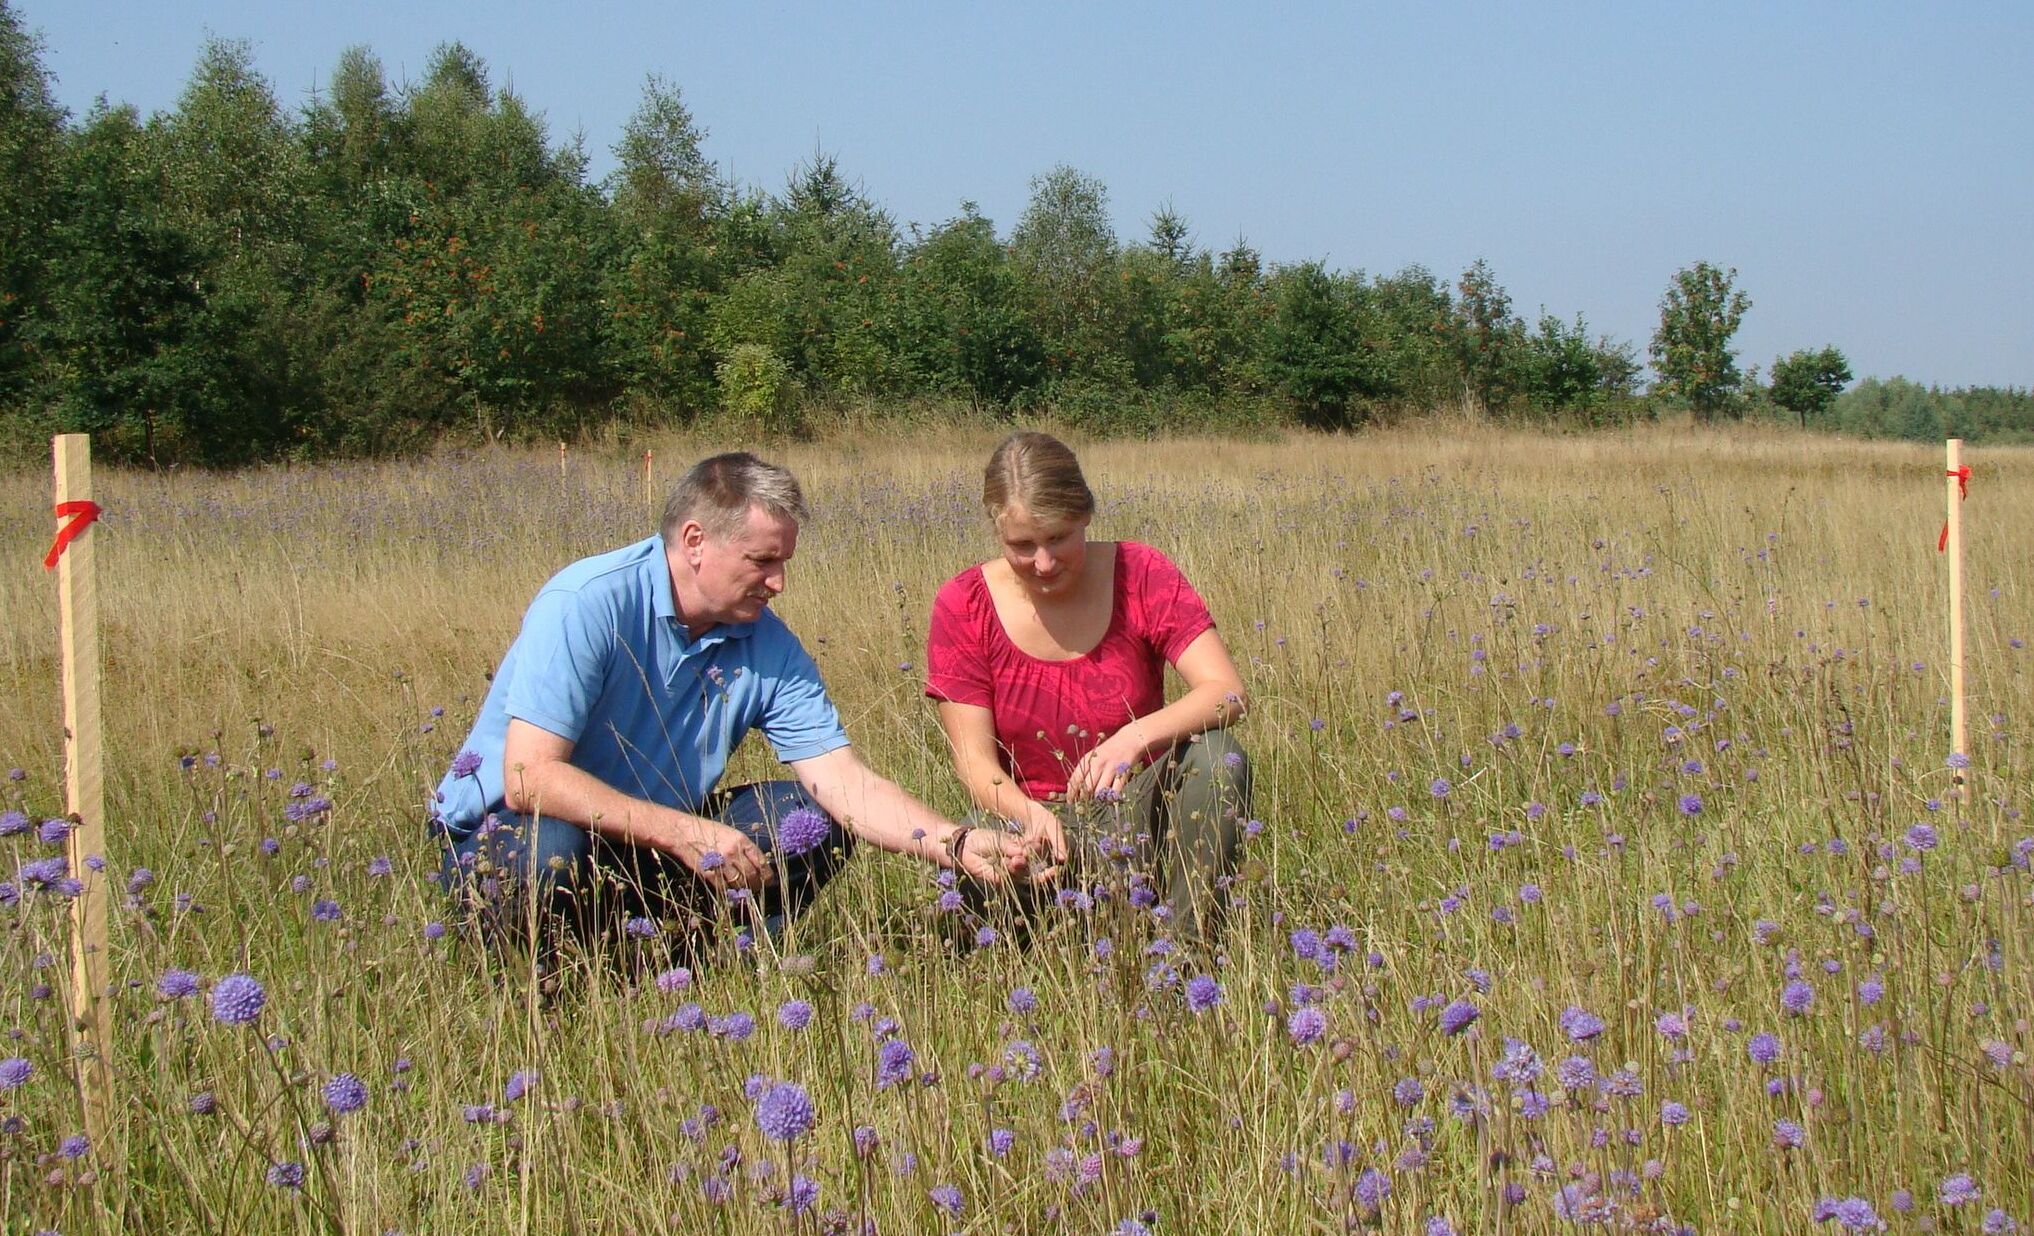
left=1007, top=986, right=1038, bottom=1016
left=784, top=1174, right=820, bottom=1214
left=1660, top=1100, right=1691, bottom=1126
left=876, top=1039, right=915, bottom=1090
left=1355, top=1167, right=1391, bottom=1210
left=755, top=1081, right=815, bottom=1142
left=0, top=1057, right=30, bottom=1090
left=505, top=1069, right=539, bottom=1103
left=449, top=750, right=483, bottom=778
left=211, top=973, right=267, bottom=1026
left=1430, top=778, right=1452, bottom=799
left=1773, top=1118, right=1805, bottom=1149
left=1185, top=975, right=1222, bottom=1013
left=1940, top=1174, right=1981, bottom=1206
left=1288, top=1006, right=1328, bottom=1046
left=0, top=811, right=27, bottom=837
left=1947, top=751, right=1971, bottom=770
left=1438, top=999, right=1479, bottom=1036
left=777, top=807, right=831, bottom=856
left=324, top=1073, right=368, bottom=1114
left=929, top=1184, right=964, bottom=1216
left=777, top=1000, right=814, bottom=1031
left=158, top=969, right=200, bottom=1000
left=1555, top=1056, right=1596, bottom=1091
left=1559, top=1005, right=1606, bottom=1042
left=1981, top=1210, right=2017, bottom=1234
left=1812, top=1197, right=1884, bottom=1230
left=1677, top=793, right=1702, bottom=816
left=988, top=1128, right=1016, bottom=1157
left=1781, top=980, right=1814, bottom=1015
left=1393, top=1077, right=1424, bottom=1106
left=1748, top=1032, right=1782, bottom=1064
left=266, top=1161, right=306, bottom=1191
left=1904, top=824, right=1938, bottom=852
left=38, top=818, right=72, bottom=844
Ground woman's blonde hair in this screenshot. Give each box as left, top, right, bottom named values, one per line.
left=982, top=431, right=1095, bottom=527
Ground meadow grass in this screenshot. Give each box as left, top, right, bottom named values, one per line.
left=0, top=422, right=2029, bottom=1234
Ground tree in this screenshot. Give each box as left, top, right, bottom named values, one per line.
left=1649, top=261, right=1751, bottom=422
left=1769, top=346, right=1852, bottom=429
left=0, top=0, right=65, bottom=402
left=1010, top=165, right=1124, bottom=388
left=1261, top=261, right=1383, bottom=429
left=1454, top=258, right=1519, bottom=412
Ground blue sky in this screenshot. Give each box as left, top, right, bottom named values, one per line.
left=17, top=1, right=2032, bottom=387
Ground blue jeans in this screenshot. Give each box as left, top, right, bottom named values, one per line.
left=437, top=780, right=853, bottom=946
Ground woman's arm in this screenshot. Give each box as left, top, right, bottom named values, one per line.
left=934, top=699, right=1070, bottom=866
left=1064, top=627, right=1249, bottom=801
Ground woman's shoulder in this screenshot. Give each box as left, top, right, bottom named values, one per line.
left=932, top=563, right=993, bottom=613
left=1114, top=540, right=1185, bottom=581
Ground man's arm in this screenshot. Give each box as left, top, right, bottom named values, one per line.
left=501, top=718, right=773, bottom=891
left=788, top=745, right=1048, bottom=884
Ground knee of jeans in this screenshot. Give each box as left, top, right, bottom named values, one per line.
left=1182, top=731, right=1250, bottom=783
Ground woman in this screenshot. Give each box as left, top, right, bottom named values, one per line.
left=925, top=431, right=1251, bottom=941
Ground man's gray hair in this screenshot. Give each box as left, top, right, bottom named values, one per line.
left=660, top=452, right=810, bottom=541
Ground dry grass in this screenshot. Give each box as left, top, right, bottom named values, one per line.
left=0, top=421, right=2028, bottom=1233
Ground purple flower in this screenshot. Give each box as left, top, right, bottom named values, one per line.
left=211, top=974, right=267, bottom=1026
left=778, top=1000, right=814, bottom=1031
left=1981, top=1210, right=2017, bottom=1234
left=324, top=1073, right=368, bottom=1114
left=1773, top=1118, right=1805, bottom=1149
left=755, top=1082, right=815, bottom=1142
left=1354, top=1167, right=1391, bottom=1210
left=449, top=750, right=483, bottom=778
left=1947, top=752, right=1971, bottom=770
left=1660, top=1100, right=1691, bottom=1126
left=1288, top=1006, right=1327, bottom=1046
left=266, top=1161, right=306, bottom=1191
left=311, top=898, right=342, bottom=922
left=876, top=1039, right=915, bottom=1089
left=38, top=818, right=72, bottom=844
left=158, top=969, right=200, bottom=1000
left=1677, top=793, right=1702, bottom=816
left=1812, top=1197, right=1884, bottom=1230
left=929, top=1184, right=964, bottom=1216
left=1429, top=778, right=1452, bottom=799
left=1940, top=1174, right=1981, bottom=1206
left=1748, top=1032, right=1782, bottom=1064
left=784, top=1174, right=820, bottom=1214
left=1904, top=824, right=1938, bottom=852
left=0, top=811, right=27, bottom=837
left=1185, top=976, right=1222, bottom=1013
left=1438, top=999, right=1479, bottom=1036
left=0, top=1057, right=30, bottom=1090
left=1392, top=1077, right=1424, bottom=1106
left=988, top=1128, right=1015, bottom=1157
left=1559, top=1005, right=1606, bottom=1041
left=777, top=807, right=832, bottom=856
left=1781, top=980, right=1814, bottom=1015
left=1007, top=987, right=1038, bottom=1016
left=1555, top=1056, right=1595, bottom=1090
left=505, top=1070, right=539, bottom=1103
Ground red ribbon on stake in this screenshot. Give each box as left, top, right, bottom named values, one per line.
left=43, top=499, right=101, bottom=569
left=1938, top=466, right=1970, bottom=553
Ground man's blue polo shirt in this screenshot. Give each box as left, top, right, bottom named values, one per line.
left=433, top=535, right=850, bottom=838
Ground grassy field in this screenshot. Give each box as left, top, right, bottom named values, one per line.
left=0, top=422, right=2029, bottom=1233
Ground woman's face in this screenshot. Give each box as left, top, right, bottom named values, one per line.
left=995, top=503, right=1090, bottom=596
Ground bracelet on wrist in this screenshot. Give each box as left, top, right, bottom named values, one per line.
left=943, top=826, right=974, bottom=872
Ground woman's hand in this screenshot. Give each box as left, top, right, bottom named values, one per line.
left=958, top=828, right=1038, bottom=885
left=1065, top=731, right=1145, bottom=803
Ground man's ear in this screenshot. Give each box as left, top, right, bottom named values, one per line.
left=680, top=520, right=708, bottom=563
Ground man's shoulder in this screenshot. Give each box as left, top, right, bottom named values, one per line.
left=537, top=536, right=663, bottom=605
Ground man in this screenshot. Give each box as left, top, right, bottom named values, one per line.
left=432, top=452, right=1039, bottom=947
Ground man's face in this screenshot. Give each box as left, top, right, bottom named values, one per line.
left=673, top=505, right=799, bottom=634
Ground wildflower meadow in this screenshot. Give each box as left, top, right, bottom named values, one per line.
left=0, top=423, right=2029, bottom=1233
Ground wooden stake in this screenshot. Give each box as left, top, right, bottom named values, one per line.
left=645, top=448, right=655, bottom=510
left=1946, top=438, right=1967, bottom=793
left=54, top=434, right=114, bottom=1146
left=558, top=441, right=567, bottom=477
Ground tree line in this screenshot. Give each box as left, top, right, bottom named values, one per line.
left=2, top=12, right=2012, bottom=465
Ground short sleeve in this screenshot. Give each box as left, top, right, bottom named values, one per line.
left=756, top=623, right=851, bottom=763
left=502, top=586, right=615, bottom=743
left=925, top=574, right=993, bottom=707
left=1132, top=545, right=1216, bottom=663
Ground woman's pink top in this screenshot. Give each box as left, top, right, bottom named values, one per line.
left=925, top=541, right=1215, bottom=798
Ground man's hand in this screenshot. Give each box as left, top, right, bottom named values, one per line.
left=668, top=816, right=774, bottom=892
left=1065, top=731, right=1144, bottom=803
left=1017, top=804, right=1068, bottom=882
